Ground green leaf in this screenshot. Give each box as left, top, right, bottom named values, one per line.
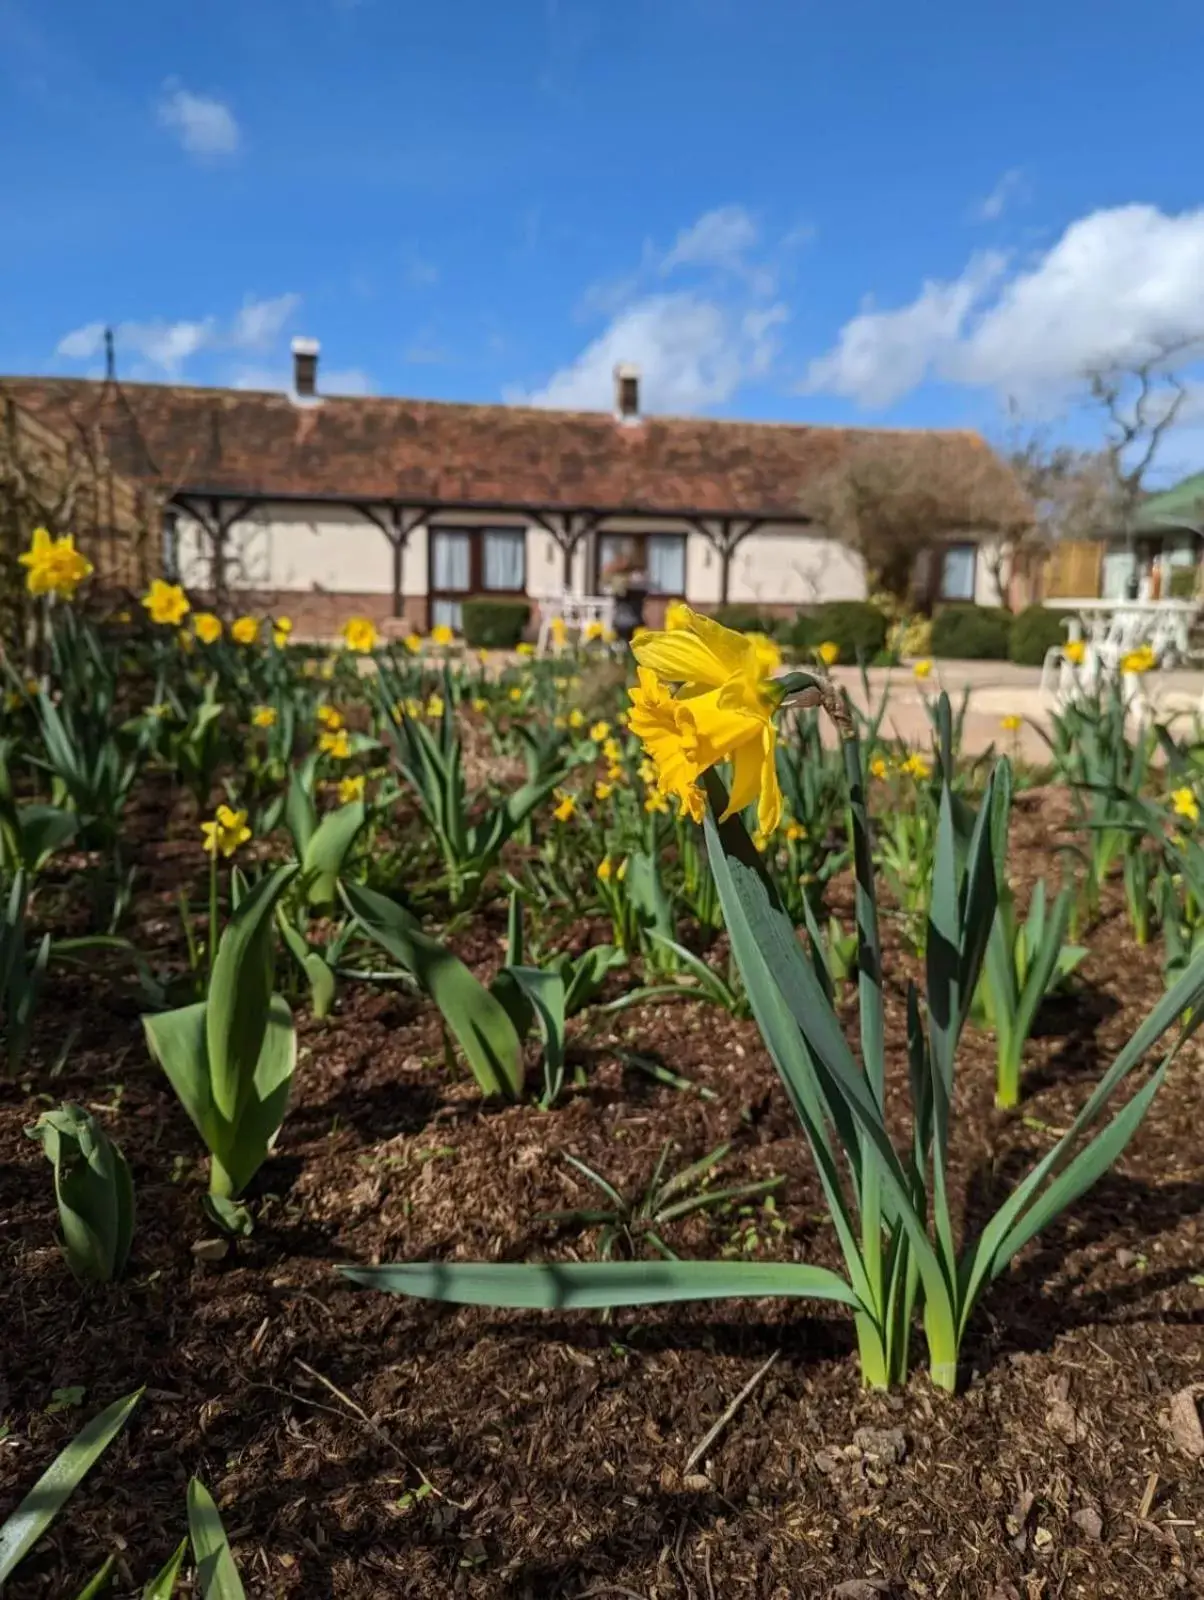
left=302, top=800, right=365, bottom=906
left=143, top=1002, right=212, bottom=1147
left=142, top=1538, right=188, bottom=1599
left=206, top=864, right=297, bottom=1122
left=74, top=1554, right=116, bottom=1598
left=342, top=1258, right=858, bottom=1309
left=343, top=880, right=524, bottom=1099
left=0, top=1388, right=142, bottom=1586
left=187, top=1479, right=246, bottom=1600
left=284, top=771, right=317, bottom=859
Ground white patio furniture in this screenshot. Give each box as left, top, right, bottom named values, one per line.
left=1041, top=597, right=1202, bottom=716
left=534, top=591, right=617, bottom=655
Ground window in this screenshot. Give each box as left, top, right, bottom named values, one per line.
left=940, top=544, right=976, bottom=602
left=429, top=525, right=526, bottom=631
left=596, top=532, right=686, bottom=595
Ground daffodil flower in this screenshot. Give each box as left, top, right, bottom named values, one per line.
left=194, top=612, right=223, bottom=645
left=629, top=606, right=783, bottom=836
left=251, top=706, right=277, bottom=729
left=142, top=579, right=191, bottom=627
left=1170, top=786, right=1200, bottom=824
left=430, top=623, right=455, bottom=647
left=552, top=789, right=576, bottom=823
left=19, top=527, right=93, bottom=601
left=342, top=616, right=379, bottom=653
left=231, top=616, right=260, bottom=646
left=338, top=774, right=366, bottom=804
left=201, top=804, right=252, bottom=858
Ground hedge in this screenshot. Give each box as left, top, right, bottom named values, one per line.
left=788, top=600, right=889, bottom=664
left=711, top=604, right=780, bottom=635
left=1008, top=605, right=1066, bottom=667
left=930, top=604, right=1013, bottom=661
left=460, top=596, right=531, bottom=650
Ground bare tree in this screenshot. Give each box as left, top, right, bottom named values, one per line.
left=801, top=430, right=1031, bottom=607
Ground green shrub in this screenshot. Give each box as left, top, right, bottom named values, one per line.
left=1168, top=565, right=1199, bottom=601
left=1008, top=605, right=1066, bottom=666
left=788, top=600, right=889, bottom=664
left=460, top=597, right=531, bottom=650
left=711, top=605, right=778, bottom=635
left=931, top=604, right=1013, bottom=660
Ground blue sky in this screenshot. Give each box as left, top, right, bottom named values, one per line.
left=3, top=0, right=1204, bottom=470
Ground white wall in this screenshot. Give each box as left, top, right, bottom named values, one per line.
left=973, top=539, right=1008, bottom=607
left=177, top=503, right=395, bottom=594
left=726, top=527, right=866, bottom=605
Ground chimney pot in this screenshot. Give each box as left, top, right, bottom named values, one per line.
left=614, top=362, right=640, bottom=421
left=291, top=336, right=320, bottom=398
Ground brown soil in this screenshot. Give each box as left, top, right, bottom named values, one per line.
left=2, top=788, right=1203, bottom=1599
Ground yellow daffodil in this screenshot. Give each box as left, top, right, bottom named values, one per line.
left=320, top=659, right=335, bottom=680
left=1000, top=714, right=1022, bottom=732
left=785, top=821, right=807, bottom=843
left=142, top=579, right=190, bottom=627
left=602, top=737, right=622, bottom=763
left=1171, top=786, right=1200, bottom=824
left=606, top=761, right=626, bottom=783
left=913, top=658, right=932, bottom=680
left=472, top=696, right=489, bottom=713
left=552, top=789, right=576, bottom=823
left=251, top=705, right=277, bottom=729
left=589, top=720, right=611, bottom=742
left=1063, top=638, right=1086, bottom=666
left=550, top=617, right=567, bottom=647
left=816, top=640, right=840, bottom=667
left=272, top=617, right=293, bottom=648
left=629, top=605, right=783, bottom=835
left=664, top=599, right=691, bottom=631
left=583, top=620, right=605, bottom=643
left=404, top=633, right=423, bottom=654
left=748, top=632, right=782, bottom=675
left=342, top=616, right=378, bottom=653
left=427, top=694, right=445, bottom=718
left=231, top=615, right=260, bottom=646
left=193, top=612, right=223, bottom=645
left=870, top=756, right=889, bottom=780
left=201, top=804, right=251, bottom=859
left=568, top=708, right=585, bottom=729
left=338, top=774, right=366, bottom=804
left=19, top=527, right=93, bottom=601
left=403, top=697, right=423, bottom=719
left=516, top=642, right=535, bottom=657
left=508, top=686, right=523, bottom=703
left=1121, top=644, right=1156, bottom=675
left=638, top=758, right=657, bottom=785
left=900, top=752, right=932, bottom=781
left=316, top=704, right=343, bottom=731
left=596, top=856, right=615, bottom=881
left=595, top=780, right=614, bottom=801
left=319, top=728, right=351, bottom=759
left=431, top=623, right=455, bottom=647
left=644, top=790, right=671, bottom=814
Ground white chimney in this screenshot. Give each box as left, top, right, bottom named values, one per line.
left=291, top=336, right=320, bottom=398
left=614, top=362, right=640, bottom=422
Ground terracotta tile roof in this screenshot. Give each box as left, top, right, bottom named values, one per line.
left=0, top=376, right=1030, bottom=526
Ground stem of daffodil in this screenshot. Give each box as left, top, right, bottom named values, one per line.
left=207, top=850, right=218, bottom=982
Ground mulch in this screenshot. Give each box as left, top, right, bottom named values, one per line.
left=2, top=783, right=1203, bottom=1598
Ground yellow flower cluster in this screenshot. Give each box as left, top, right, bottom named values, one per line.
left=343, top=617, right=379, bottom=653
left=1171, top=786, right=1199, bottom=824
left=1121, top=644, right=1157, bottom=675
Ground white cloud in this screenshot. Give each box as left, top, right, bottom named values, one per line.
left=806, top=204, right=1204, bottom=411
left=156, top=81, right=240, bottom=158
left=974, top=168, right=1026, bottom=223
left=55, top=322, right=106, bottom=360
left=513, top=292, right=788, bottom=414
left=57, top=291, right=302, bottom=381
left=804, top=253, right=1006, bottom=409
left=660, top=205, right=759, bottom=276
left=516, top=204, right=791, bottom=415
left=229, top=293, right=302, bottom=350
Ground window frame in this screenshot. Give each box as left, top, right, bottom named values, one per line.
left=428, top=523, right=528, bottom=629
left=594, top=531, right=687, bottom=596
left=938, top=541, right=978, bottom=603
